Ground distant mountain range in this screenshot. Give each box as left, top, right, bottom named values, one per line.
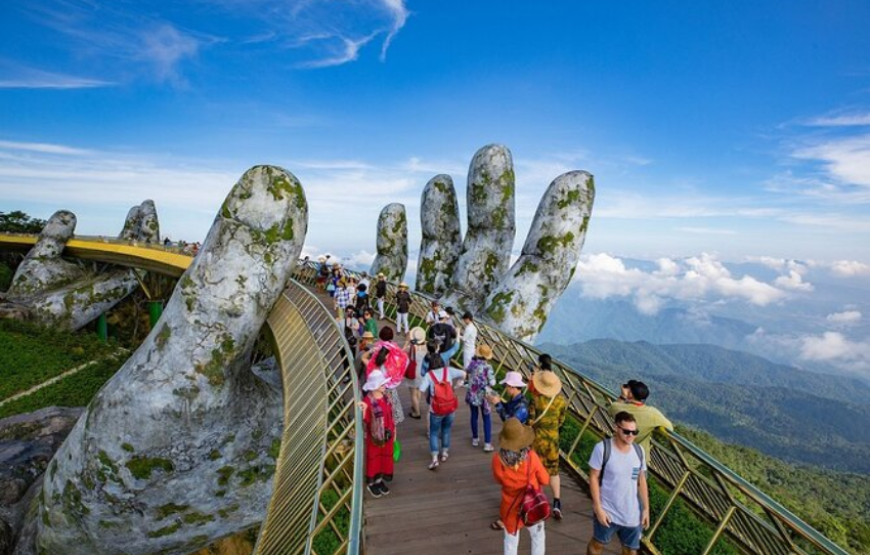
left=538, top=339, right=870, bottom=474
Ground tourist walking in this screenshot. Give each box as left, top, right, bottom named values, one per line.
left=487, top=371, right=530, bottom=424
left=404, top=327, right=426, bottom=419
left=375, top=273, right=388, bottom=319
left=360, top=369, right=395, bottom=498
left=334, top=279, right=352, bottom=319
left=465, top=344, right=496, bottom=452
left=587, top=412, right=650, bottom=555
left=608, top=379, right=673, bottom=461
left=419, top=343, right=466, bottom=470
left=395, top=282, right=411, bottom=334
left=461, top=311, right=478, bottom=370
left=492, top=417, right=549, bottom=555
left=427, top=313, right=459, bottom=365
left=530, top=370, right=567, bottom=519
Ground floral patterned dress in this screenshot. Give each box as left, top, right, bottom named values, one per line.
left=529, top=393, right=567, bottom=475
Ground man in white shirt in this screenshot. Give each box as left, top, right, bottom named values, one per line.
left=587, top=412, right=650, bottom=555
left=461, top=311, right=478, bottom=369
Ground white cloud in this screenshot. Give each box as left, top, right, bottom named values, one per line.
left=830, top=260, right=870, bottom=277
left=826, top=310, right=862, bottom=325
left=574, top=252, right=789, bottom=314
left=800, top=332, right=870, bottom=373
left=139, top=24, right=201, bottom=83
left=774, top=270, right=814, bottom=292
left=0, top=140, right=94, bottom=156
left=793, top=135, right=870, bottom=189
left=676, top=227, right=738, bottom=236
left=379, top=0, right=410, bottom=61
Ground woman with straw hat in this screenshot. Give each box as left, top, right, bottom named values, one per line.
left=404, top=326, right=427, bottom=419
left=359, top=369, right=395, bottom=498
left=530, top=370, right=567, bottom=520
left=491, top=418, right=549, bottom=554
left=465, top=344, right=497, bottom=452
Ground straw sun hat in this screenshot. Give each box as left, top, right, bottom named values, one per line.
left=532, top=370, right=562, bottom=398
left=475, top=344, right=494, bottom=360
left=399, top=282, right=408, bottom=289
left=409, top=327, right=426, bottom=344
left=498, top=417, right=535, bottom=451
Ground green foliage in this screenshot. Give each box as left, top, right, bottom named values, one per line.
left=0, top=356, right=123, bottom=419
left=0, top=319, right=118, bottom=401
left=0, top=210, right=46, bottom=233
left=0, top=261, right=12, bottom=292
left=311, top=489, right=351, bottom=555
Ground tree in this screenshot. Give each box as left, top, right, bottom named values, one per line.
left=0, top=211, right=47, bottom=233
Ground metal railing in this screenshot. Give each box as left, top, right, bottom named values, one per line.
left=255, top=281, right=363, bottom=555
left=293, top=260, right=850, bottom=555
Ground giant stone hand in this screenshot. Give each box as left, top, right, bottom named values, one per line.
left=379, top=144, right=595, bottom=341
left=3, top=201, right=161, bottom=330
left=27, top=166, right=308, bottom=555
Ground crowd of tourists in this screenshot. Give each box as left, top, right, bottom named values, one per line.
left=317, top=257, right=672, bottom=555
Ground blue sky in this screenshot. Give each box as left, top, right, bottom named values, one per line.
left=2, top=0, right=870, bottom=270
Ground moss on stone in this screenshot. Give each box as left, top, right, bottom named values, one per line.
left=208, top=449, right=221, bottom=461
left=216, top=466, right=235, bottom=486
left=156, top=324, right=171, bottom=350
left=516, top=260, right=540, bottom=276
left=61, top=480, right=89, bottom=516
left=155, top=503, right=189, bottom=521
left=243, top=450, right=258, bottom=462
left=125, top=456, right=174, bottom=480
left=488, top=291, right=515, bottom=324
left=537, top=232, right=576, bottom=256
left=218, top=504, right=240, bottom=518
left=147, top=522, right=181, bottom=538
left=121, top=443, right=135, bottom=453
left=268, top=438, right=281, bottom=459
left=181, top=512, right=215, bottom=526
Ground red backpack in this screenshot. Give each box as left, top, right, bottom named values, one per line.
left=430, top=368, right=458, bottom=416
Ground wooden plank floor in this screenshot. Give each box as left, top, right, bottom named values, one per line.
left=363, top=369, right=619, bottom=554
left=302, top=286, right=617, bottom=554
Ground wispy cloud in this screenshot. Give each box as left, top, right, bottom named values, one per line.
left=0, top=65, right=113, bottom=89
left=676, top=227, right=738, bottom=236
left=803, top=112, right=870, bottom=127
left=0, top=140, right=94, bottom=156
left=793, top=135, right=870, bottom=188
left=379, top=0, right=410, bottom=61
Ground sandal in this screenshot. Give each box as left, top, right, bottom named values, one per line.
left=490, top=520, right=504, bottom=531
left=408, top=411, right=421, bottom=419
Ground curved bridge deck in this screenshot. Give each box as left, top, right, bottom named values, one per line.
left=300, top=286, right=617, bottom=555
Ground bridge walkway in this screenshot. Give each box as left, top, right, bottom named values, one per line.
left=301, top=285, right=617, bottom=555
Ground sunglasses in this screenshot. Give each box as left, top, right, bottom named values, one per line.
left=617, top=427, right=639, bottom=436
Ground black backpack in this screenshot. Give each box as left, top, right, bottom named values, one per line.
left=599, top=438, right=645, bottom=485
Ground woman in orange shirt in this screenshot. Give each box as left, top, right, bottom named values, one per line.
left=492, top=417, right=550, bottom=555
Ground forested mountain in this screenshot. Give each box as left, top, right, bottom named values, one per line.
left=540, top=340, right=870, bottom=473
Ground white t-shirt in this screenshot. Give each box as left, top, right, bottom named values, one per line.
left=425, top=309, right=448, bottom=324
left=588, top=439, right=646, bottom=527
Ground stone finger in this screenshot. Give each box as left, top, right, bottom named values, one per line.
left=370, top=203, right=408, bottom=282
left=7, top=210, right=81, bottom=299
left=416, top=174, right=461, bottom=296
left=482, top=170, right=595, bottom=341
left=35, top=166, right=308, bottom=555
left=444, top=144, right=516, bottom=312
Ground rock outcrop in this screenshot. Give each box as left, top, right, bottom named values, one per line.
left=369, top=203, right=408, bottom=282
left=23, top=166, right=308, bottom=555
left=416, top=175, right=461, bottom=296
left=0, top=408, right=84, bottom=555
left=119, top=200, right=160, bottom=244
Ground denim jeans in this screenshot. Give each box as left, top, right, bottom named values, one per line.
left=442, top=343, right=460, bottom=364
left=429, top=411, right=455, bottom=455
left=469, top=404, right=492, bottom=443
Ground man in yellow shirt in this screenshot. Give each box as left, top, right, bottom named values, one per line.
left=607, top=380, right=672, bottom=462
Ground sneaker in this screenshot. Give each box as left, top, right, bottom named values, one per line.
left=428, top=459, right=439, bottom=471
left=440, top=451, right=449, bottom=462
left=378, top=482, right=390, bottom=496
left=471, top=438, right=480, bottom=447
left=483, top=443, right=494, bottom=452
left=367, top=483, right=383, bottom=498
left=553, top=499, right=563, bottom=520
